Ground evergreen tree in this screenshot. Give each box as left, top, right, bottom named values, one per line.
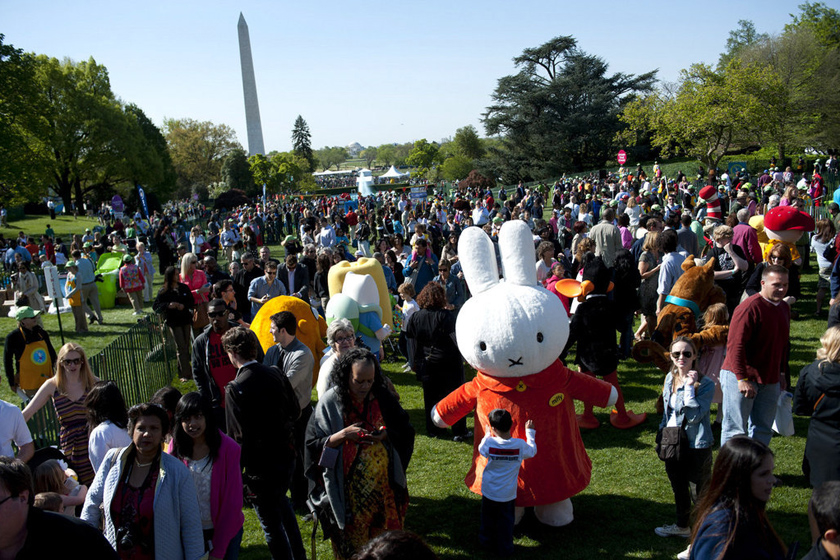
left=291, top=115, right=315, bottom=171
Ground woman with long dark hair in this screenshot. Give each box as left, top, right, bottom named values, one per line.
left=688, top=436, right=785, bottom=560
left=85, top=381, right=131, bottom=473
left=153, top=266, right=195, bottom=382
left=305, top=348, right=414, bottom=560
left=170, top=392, right=244, bottom=560
left=314, top=250, right=333, bottom=312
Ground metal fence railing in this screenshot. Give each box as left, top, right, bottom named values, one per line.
left=24, top=313, right=178, bottom=449
left=89, top=313, right=177, bottom=406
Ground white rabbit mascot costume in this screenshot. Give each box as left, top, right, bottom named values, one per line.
left=432, top=221, right=618, bottom=527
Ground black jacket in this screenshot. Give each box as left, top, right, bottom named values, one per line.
left=152, top=283, right=194, bottom=327
left=225, top=361, right=295, bottom=477
left=278, top=263, right=310, bottom=301
left=561, top=296, right=619, bottom=376
left=794, top=359, right=840, bottom=487
left=233, top=266, right=264, bottom=321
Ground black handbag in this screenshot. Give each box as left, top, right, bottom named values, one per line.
left=656, top=417, right=688, bottom=462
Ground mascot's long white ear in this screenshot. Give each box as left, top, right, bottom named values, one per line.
left=498, top=220, right=537, bottom=286
left=458, top=226, right=499, bottom=295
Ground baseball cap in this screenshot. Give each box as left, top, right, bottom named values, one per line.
left=65, top=260, right=78, bottom=268
left=15, top=306, right=42, bottom=321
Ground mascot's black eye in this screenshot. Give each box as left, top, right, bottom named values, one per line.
left=536, top=332, right=544, bottom=343
left=479, top=341, right=487, bottom=351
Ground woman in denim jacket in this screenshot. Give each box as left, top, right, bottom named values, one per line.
left=655, top=336, right=715, bottom=541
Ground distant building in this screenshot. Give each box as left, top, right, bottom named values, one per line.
left=346, top=142, right=364, bottom=158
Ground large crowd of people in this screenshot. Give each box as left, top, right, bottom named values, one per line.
left=3, top=156, right=840, bottom=559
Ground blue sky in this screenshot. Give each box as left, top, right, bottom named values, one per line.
left=4, top=0, right=801, bottom=154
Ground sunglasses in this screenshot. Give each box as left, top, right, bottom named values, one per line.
left=208, top=310, right=226, bottom=318
left=672, top=351, right=693, bottom=359
left=62, top=358, right=82, bottom=365
left=0, top=494, right=19, bottom=507
left=267, top=271, right=277, bottom=276
left=334, top=336, right=355, bottom=344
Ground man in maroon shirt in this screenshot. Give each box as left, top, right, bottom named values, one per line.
left=720, top=265, right=790, bottom=446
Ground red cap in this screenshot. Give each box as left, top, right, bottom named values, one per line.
left=763, top=206, right=815, bottom=232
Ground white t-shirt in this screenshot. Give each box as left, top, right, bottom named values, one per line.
left=478, top=427, right=537, bottom=502
left=402, top=299, right=420, bottom=322
left=0, top=399, right=32, bottom=458
left=88, top=420, right=132, bottom=473
left=535, top=260, right=555, bottom=284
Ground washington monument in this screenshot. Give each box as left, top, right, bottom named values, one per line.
left=237, top=13, right=265, bottom=155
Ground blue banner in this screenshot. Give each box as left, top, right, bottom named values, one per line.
left=137, top=184, right=149, bottom=218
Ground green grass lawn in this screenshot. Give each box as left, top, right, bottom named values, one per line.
left=0, top=216, right=825, bottom=559
left=3, top=214, right=102, bottom=241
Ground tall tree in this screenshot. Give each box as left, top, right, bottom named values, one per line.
left=406, top=139, right=441, bottom=178
left=718, top=20, right=769, bottom=68
left=0, top=35, right=49, bottom=205
left=483, top=36, right=656, bottom=181
left=620, top=60, right=766, bottom=171
left=361, top=146, right=378, bottom=168
left=249, top=152, right=315, bottom=194
left=221, top=147, right=255, bottom=195
left=440, top=154, right=474, bottom=181
left=453, top=125, right=484, bottom=159
left=291, top=115, right=315, bottom=171
left=164, top=118, right=241, bottom=197
left=376, top=144, right=396, bottom=166
left=315, top=146, right=348, bottom=171
left=124, top=104, right=176, bottom=198
left=786, top=1, right=840, bottom=48
left=32, top=55, right=160, bottom=210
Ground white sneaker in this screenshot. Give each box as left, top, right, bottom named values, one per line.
left=655, top=524, right=690, bottom=538
left=677, top=544, right=691, bottom=560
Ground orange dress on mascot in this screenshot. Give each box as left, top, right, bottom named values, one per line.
left=432, top=221, right=616, bottom=527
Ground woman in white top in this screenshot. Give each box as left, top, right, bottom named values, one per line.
left=84, top=380, right=131, bottom=473
left=189, top=226, right=206, bottom=255
left=624, top=197, right=642, bottom=235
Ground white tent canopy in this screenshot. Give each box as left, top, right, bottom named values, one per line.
left=380, top=165, right=408, bottom=178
